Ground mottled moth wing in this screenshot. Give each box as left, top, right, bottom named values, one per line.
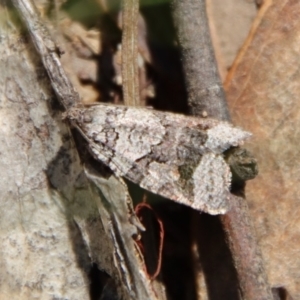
left=69, top=104, right=250, bottom=215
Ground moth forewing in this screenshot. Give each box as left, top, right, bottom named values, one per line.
left=69, top=104, right=251, bottom=215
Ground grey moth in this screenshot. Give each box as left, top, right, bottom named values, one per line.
left=68, top=104, right=250, bottom=215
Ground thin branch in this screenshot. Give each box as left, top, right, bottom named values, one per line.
left=122, top=0, right=140, bottom=106
left=221, top=195, right=272, bottom=299
left=171, top=0, right=230, bottom=121
left=12, top=0, right=80, bottom=110
left=171, top=0, right=272, bottom=298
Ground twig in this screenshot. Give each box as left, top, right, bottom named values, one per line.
left=12, top=0, right=80, bottom=110
left=121, top=4, right=167, bottom=296
left=171, top=0, right=230, bottom=121
left=222, top=195, right=272, bottom=299
left=171, top=0, right=272, bottom=298
left=122, top=0, right=140, bottom=106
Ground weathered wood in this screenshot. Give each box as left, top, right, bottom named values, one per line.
left=5, top=0, right=160, bottom=298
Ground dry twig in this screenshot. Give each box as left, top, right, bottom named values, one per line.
left=122, top=0, right=140, bottom=106
left=171, top=0, right=272, bottom=298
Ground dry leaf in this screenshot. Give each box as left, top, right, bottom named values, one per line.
left=225, top=1, right=300, bottom=297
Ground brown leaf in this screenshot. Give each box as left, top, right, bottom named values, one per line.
left=225, top=0, right=300, bottom=297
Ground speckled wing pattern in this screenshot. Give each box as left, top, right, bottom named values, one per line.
left=69, top=104, right=250, bottom=215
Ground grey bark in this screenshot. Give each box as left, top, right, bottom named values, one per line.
left=2, top=0, right=160, bottom=299
left=0, top=14, right=92, bottom=299
left=171, top=0, right=231, bottom=121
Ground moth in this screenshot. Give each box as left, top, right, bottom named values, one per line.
left=68, top=104, right=250, bottom=215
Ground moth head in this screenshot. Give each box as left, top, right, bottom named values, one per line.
left=204, top=122, right=251, bottom=153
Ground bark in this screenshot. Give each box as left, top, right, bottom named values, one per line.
left=172, top=0, right=230, bottom=121
left=171, top=0, right=272, bottom=299
left=2, top=0, right=159, bottom=299
left=0, top=9, right=93, bottom=298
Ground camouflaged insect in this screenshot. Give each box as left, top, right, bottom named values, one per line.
left=68, top=104, right=251, bottom=215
